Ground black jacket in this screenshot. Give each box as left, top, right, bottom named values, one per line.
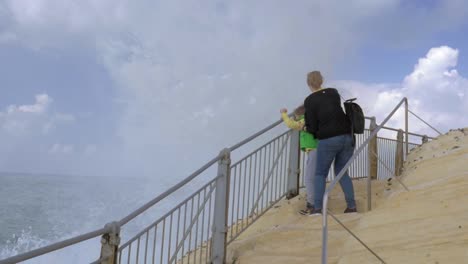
left=304, top=88, right=351, bottom=140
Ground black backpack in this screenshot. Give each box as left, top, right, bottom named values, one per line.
left=343, top=98, right=365, bottom=134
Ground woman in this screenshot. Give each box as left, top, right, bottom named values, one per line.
left=303, top=71, right=357, bottom=215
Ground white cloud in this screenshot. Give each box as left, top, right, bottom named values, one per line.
left=0, top=94, right=51, bottom=134
left=9, top=94, right=51, bottom=114
left=5, top=0, right=127, bottom=32
left=1, top=1, right=468, bottom=176
left=17, top=94, right=52, bottom=113
left=0, top=94, right=74, bottom=135
left=49, top=143, right=74, bottom=154
left=335, top=46, right=468, bottom=137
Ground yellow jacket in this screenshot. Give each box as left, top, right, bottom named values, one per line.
left=281, top=112, right=304, bottom=131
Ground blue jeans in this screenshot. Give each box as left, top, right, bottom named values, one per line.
left=305, top=150, right=317, bottom=206
left=314, top=134, right=356, bottom=210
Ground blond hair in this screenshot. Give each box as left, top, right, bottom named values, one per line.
left=293, top=105, right=305, bottom=117
left=307, top=71, right=323, bottom=89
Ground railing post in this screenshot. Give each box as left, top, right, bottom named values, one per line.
left=211, top=148, right=231, bottom=264
left=405, top=98, right=409, bottom=155
left=99, top=222, right=120, bottom=264
left=286, top=130, right=300, bottom=199
left=367, top=117, right=378, bottom=211
left=395, top=129, right=404, bottom=177
left=368, top=117, right=378, bottom=180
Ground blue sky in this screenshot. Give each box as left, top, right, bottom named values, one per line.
left=0, top=0, right=467, bottom=177
left=343, top=27, right=468, bottom=83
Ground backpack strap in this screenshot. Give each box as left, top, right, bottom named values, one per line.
left=344, top=98, right=357, bottom=147
left=338, top=91, right=357, bottom=147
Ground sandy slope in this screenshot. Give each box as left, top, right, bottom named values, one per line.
left=226, top=128, right=468, bottom=264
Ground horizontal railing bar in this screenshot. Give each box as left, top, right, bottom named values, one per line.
left=228, top=118, right=286, bottom=152
left=377, top=137, right=420, bottom=146
left=230, top=114, right=375, bottom=153
left=380, top=126, right=435, bottom=139
left=230, top=130, right=290, bottom=168
left=0, top=227, right=108, bottom=264
left=119, top=179, right=217, bottom=250
left=118, top=156, right=221, bottom=226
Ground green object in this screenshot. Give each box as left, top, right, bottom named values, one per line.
left=297, top=115, right=318, bottom=150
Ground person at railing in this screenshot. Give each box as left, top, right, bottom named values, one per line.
left=280, top=105, right=318, bottom=215
left=303, top=71, right=357, bottom=215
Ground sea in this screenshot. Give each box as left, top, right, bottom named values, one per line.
left=0, top=172, right=175, bottom=263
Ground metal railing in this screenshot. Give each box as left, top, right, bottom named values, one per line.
left=376, top=136, right=419, bottom=179
left=227, top=131, right=291, bottom=244
left=0, top=116, right=293, bottom=264
left=113, top=130, right=294, bottom=264
left=0, top=102, right=438, bottom=264
left=118, top=178, right=217, bottom=264
left=320, top=98, right=441, bottom=264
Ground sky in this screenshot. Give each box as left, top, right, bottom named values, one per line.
left=0, top=0, right=467, bottom=178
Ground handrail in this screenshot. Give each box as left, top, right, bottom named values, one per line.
left=230, top=130, right=290, bottom=168
left=376, top=136, right=422, bottom=146
left=229, top=118, right=285, bottom=152
left=0, top=156, right=222, bottom=264
left=321, top=97, right=409, bottom=264
left=1, top=109, right=418, bottom=264
left=118, top=178, right=217, bottom=250
left=0, top=116, right=288, bottom=264
left=0, top=227, right=109, bottom=264
left=380, top=125, right=435, bottom=139
left=118, top=155, right=221, bottom=226
left=408, top=109, right=443, bottom=136
left=119, top=116, right=288, bottom=226
left=327, top=210, right=387, bottom=264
